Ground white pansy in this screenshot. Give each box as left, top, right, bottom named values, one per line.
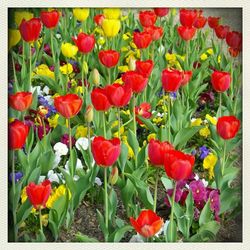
left=65, top=158, right=83, bottom=171
left=201, top=178, right=208, bottom=187
left=43, top=86, right=50, bottom=95
left=194, top=173, right=199, bottom=181
left=47, top=170, right=60, bottom=183
left=95, top=177, right=102, bottom=186
left=31, top=86, right=42, bottom=95
left=53, top=154, right=61, bottom=169
left=38, top=175, right=46, bottom=183
left=44, top=95, right=53, bottom=105
left=75, top=137, right=89, bottom=151
left=53, top=142, right=68, bottom=156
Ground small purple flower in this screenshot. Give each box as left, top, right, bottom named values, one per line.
left=177, top=180, right=187, bottom=189
left=37, top=124, right=51, bottom=140
left=44, top=44, right=52, bottom=56
left=38, top=95, right=49, bottom=106
left=9, top=172, right=23, bottom=183
left=49, top=65, right=55, bottom=72
left=194, top=207, right=200, bottom=221
left=170, top=92, right=177, bottom=100
left=191, top=149, right=197, bottom=156
left=189, top=180, right=207, bottom=202
left=209, top=190, right=220, bottom=215
left=61, top=134, right=76, bottom=147
left=199, top=146, right=210, bottom=160
left=165, top=188, right=183, bottom=207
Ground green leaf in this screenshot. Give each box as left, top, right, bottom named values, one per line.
left=137, top=144, right=147, bottom=168
left=39, top=151, right=56, bottom=175
left=97, top=209, right=109, bottom=240
left=127, top=129, right=139, bottom=156
left=16, top=199, right=32, bottom=226
left=108, top=225, right=133, bottom=242
left=75, top=233, right=99, bottom=242
left=27, top=167, right=41, bottom=184
left=136, top=115, right=158, bottom=133
left=161, top=176, right=173, bottom=190
left=173, top=126, right=202, bottom=149
left=118, top=142, right=128, bottom=173
left=199, top=200, right=212, bottom=226
left=166, top=220, right=177, bottom=242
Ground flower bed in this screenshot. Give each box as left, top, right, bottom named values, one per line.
left=8, top=8, right=242, bottom=242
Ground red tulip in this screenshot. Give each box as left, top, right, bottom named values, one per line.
left=19, top=18, right=42, bottom=43
left=98, top=50, right=120, bottom=68
left=177, top=26, right=196, bottom=41
left=193, top=15, right=207, bottom=29
left=40, top=10, right=60, bottom=29
left=94, top=14, right=105, bottom=26
left=216, top=116, right=240, bottom=140
left=130, top=210, right=163, bottom=238
left=54, top=94, right=83, bottom=118
left=135, top=60, right=154, bottom=78
left=135, top=102, right=152, bottom=125
left=214, top=25, right=230, bottom=39
left=228, top=47, right=240, bottom=57
left=9, top=120, right=29, bottom=150
left=211, top=70, right=231, bottom=92
left=122, top=71, right=148, bottom=93
left=133, top=31, right=152, bottom=49
left=9, top=92, right=33, bottom=111
left=154, top=8, right=169, bottom=17
left=91, top=87, right=111, bottom=111
left=144, top=26, right=163, bottom=41
left=26, top=180, right=51, bottom=209
left=226, top=31, right=242, bottom=50
left=139, top=10, right=157, bottom=27
left=106, top=83, right=132, bottom=107
left=148, top=139, right=174, bottom=166
left=164, top=150, right=195, bottom=181
left=208, top=16, right=221, bottom=29
left=161, top=69, right=183, bottom=92
left=179, top=9, right=198, bottom=28
left=181, top=70, right=193, bottom=86
left=72, top=32, right=95, bottom=54
left=91, top=136, right=121, bottom=167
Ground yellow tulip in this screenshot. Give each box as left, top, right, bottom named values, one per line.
left=101, top=19, right=121, bottom=38
left=73, top=8, right=89, bottom=22
left=14, top=11, right=34, bottom=26
left=61, top=43, right=78, bottom=58
left=8, top=29, right=21, bottom=50
left=103, top=8, right=121, bottom=19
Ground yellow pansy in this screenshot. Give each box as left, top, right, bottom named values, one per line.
left=153, top=117, right=163, bottom=125
left=199, top=126, right=211, bottom=137
left=33, top=64, right=55, bottom=79
left=122, top=136, right=134, bottom=159
left=147, top=133, right=156, bottom=142
left=94, top=27, right=104, bottom=36
left=75, top=86, right=83, bottom=94
left=112, top=120, right=124, bottom=137
left=75, top=125, right=93, bottom=139
left=61, top=43, right=78, bottom=58
left=46, top=185, right=72, bottom=209
left=207, top=48, right=214, bottom=55
left=48, top=114, right=60, bottom=128
left=217, top=55, right=221, bottom=63
left=14, top=11, right=34, bottom=26
left=130, top=41, right=137, bottom=49
left=191, top=118, right=202, bottom=127
left=8, top=29, right=21, bottom=50
left=121, top=109, right=130, bottom=116
left=118, top=65, right=129, bottom=73
left=103, top=8, right=121, bottom=19
left=72, top=8, right=90, bottom=22
left=97, top=37, right=105, bottom=46
left=101, top=19, right=121, bottom=38
left=122, top=34, right=130, bottom=40
left=121, top=46, right=129, bottom=52
left=203, top=153, right=218, bottom=179
left=200, top=53, right=208, bottom=61
left=115, top=77, right=123, bottom=84
left=41, top=214, right=49, bottom=227
left=205, top=114, right=217, bottom=125
left=60, top=63, right=73, bottom=75
left=165, top=53, right=177, bottom=62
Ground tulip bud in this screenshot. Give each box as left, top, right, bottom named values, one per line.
left=128, top=57, right=136, bottom=70
left=109, top=166, right=119, bottom=185
left=92, top=68, right=100, bottom=86
left=83, top=61, right=88, bottom=75
left=85, top=104, right=93, bottom=123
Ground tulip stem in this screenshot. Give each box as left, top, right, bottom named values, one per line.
left=102, top=112, right=106, bottom=138
left=39, top=207, right=43, bottom=233
left=221, top=140, right=227, bottom=175
left=118, top=108, right=121, bottom=139
left=81, top=54, right=85, bottom=100
left=108, top=68, right=111, bottom=84
left=168, top=93, right=171, bottom=143
left=29, top=43, right=32, bottom=91
left=153, top=168, right=160, bottom=212
left=68, top=118, right=73, bottom=176
left=104, top=168, right=109, bottom=232
left=169, top=181, right=177, bottom=242
left=133, top=94, right=137, bottom=138
left=12, top=150, right=18, bottom=242
left=219, top=93, right=222, bottom=117
left=11, top=51, right=18, bottom=90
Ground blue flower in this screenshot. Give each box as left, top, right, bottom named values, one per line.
left=38, top=95, right=49, bottom=106
left=170, top=92, right=177, bottom=100
left=9, top=171, right=23, bottom=183
left=199, top=146, right=210, bottom=160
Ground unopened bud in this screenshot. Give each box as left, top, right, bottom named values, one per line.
left=128, top=57, right=136, bottom=70
left=109, top=166, right=119, bottom=185
left=85, top=104, right=93, bottom=123
left=92, top=68, right=100, bottom=86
